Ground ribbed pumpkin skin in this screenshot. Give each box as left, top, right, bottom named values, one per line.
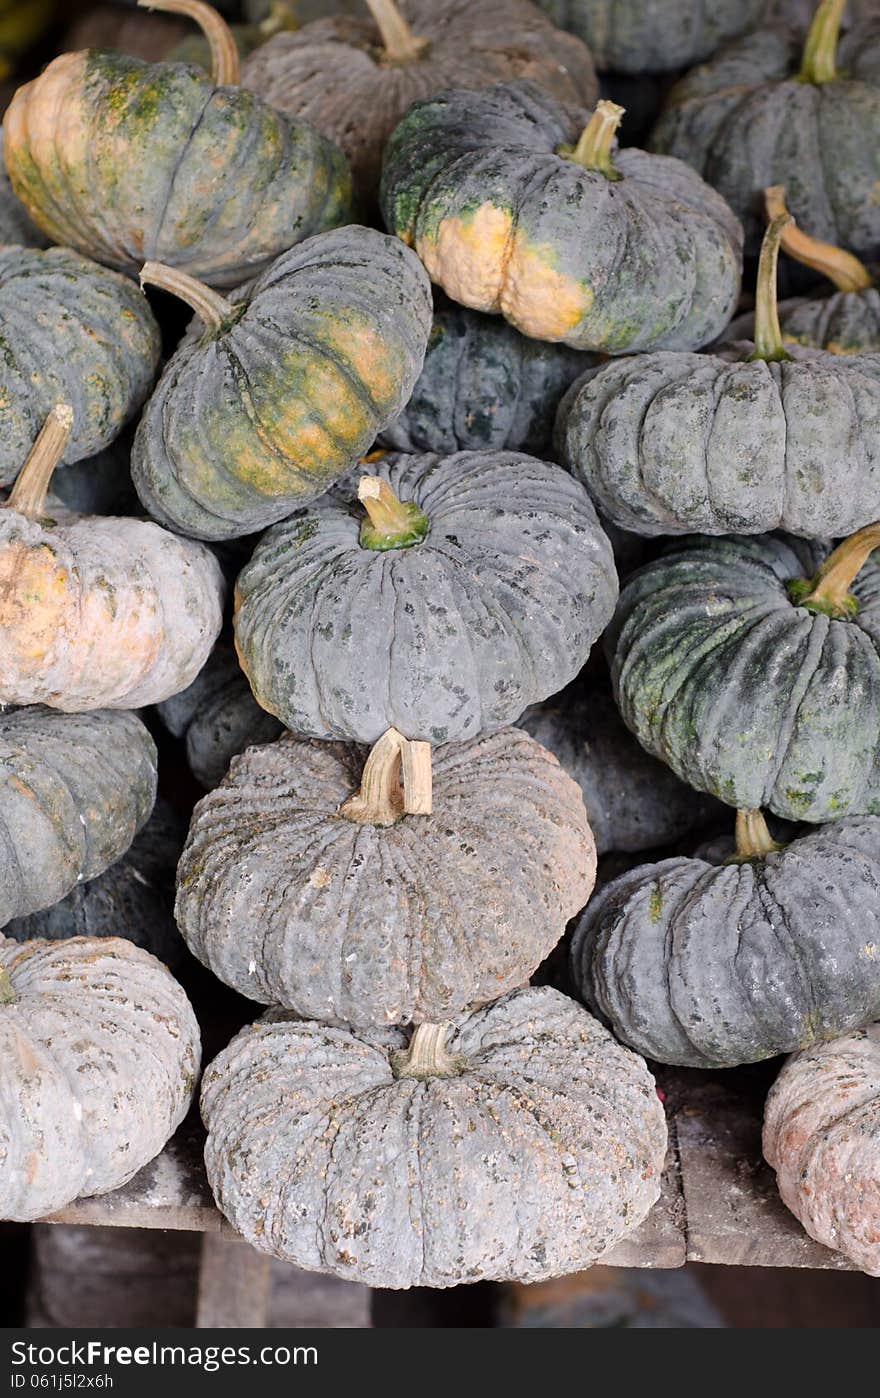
left=132, top=227, right=432, bottom=540
left=0, top=247, right=160, bottom=486
left=573, top=818, right=880, bottom=1068
left=649, top=27, right=880, bottom=258
left=763, top=1024, right=880, bottom=1275
left=0, top=936, right=199, bottom=1222
left=380, top=81, right=743, bottom=354
left=0, top=132, right=45, bottom=245
left=176, top=728, right=594, bottom=1026
left=241, top=0, right=598, bottom=206
left=380, top=303, right=596, bottom=455
left=2, top=50, right=352, bottom=289
left=201, top=986, right=667, bottom=1287
left=537, top=0, right=763, bottom=72
left=557, top=346, right=880, bottom=536
left=726, top=288, right=880, bottom=355
left=0, top=708, right=157, bottom=927
left=839, top=13, right=880, bottom=83
left=235, top=450, right=618, bottom=745
left=609, top=533, right=880, bottom=821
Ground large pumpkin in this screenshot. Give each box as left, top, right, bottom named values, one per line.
left=536, top=0, right=764, bottom=73
left=241, top=0, right=598, bottom=207
left=608, top=524, right=880, bottom=821
left=557, top=212, right=880, bottom=537
left=201, top=985, right=667, bottom=1287
left=234, top=451, right=618, bottom=745
left=1, top=0, right=352, bottom=289
left=0, top=246, right=160, bottom=487
left=573, top=809, right=880, bottom=1067
left=0, top=935, right=199, bottom=1222
left=649, top=0, right=880, bottom=259
left=176, top=725, right=594, bottom=1026
left=381, top=83, right=743, bottom=353
left=0, top=409, right=224, bottom=710
left=132, top=227, right=432, bottom=540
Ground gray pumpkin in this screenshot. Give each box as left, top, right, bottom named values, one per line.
left=380, top=82, right=744, bottom=354
left=132, top=227, right=433, bottom=540
left=0, top=707, right=157, bottom=928
left=0, top=131, right=46, bottom=247
left=176, top=725, right=595, bottom=1026
left=201, top=985, right=667, bottom=1288
left=234, top=450, right=618, bottom=745
left=608, top=527, right=880, bottom=822
left=0, top=246, right=160, bottom=485
left=519, top=681, right=723, bottom=855
left=379, top=302, right=596, bottom=456
left=0, top=935, right=199, bottom=1222
left=536, top=0, right=764, bottom=73
left=573, top=810, right=880, bottom=1068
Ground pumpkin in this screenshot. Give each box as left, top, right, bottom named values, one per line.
left=176, top=724, right=594, bottom=1026
left=201, top=984, right=667, bottom=1287
left=763, top=1023, right=880, bottom=1275
left=169, top=1, right=297, bottom=68
left=380, top=301, right=596, bottom=456
left=519, top=679, right=723, bottom=855
left=132, top=227, right=432, bottom=540
left=380, top=84, right=743, bottom=353
left=838, top=9, right=880, bottom=83
left=0, top=934, right=199, bottom=1222
left=5, top=800, right=186, bottom=970
left=2, top=0, right=352, bottom=290
left=0, top=0, right=55, bottom=80
left=573, top=808, right=880, bottom=1068
left=0, top=706, right=157, bottom=929
left=649, top=0, right=880, bottom=260
left=536, top=0, right=764, bottom=73
left=241, top=0, right=598, bottom=208
left=608, top=523, right=880, bottom=822
left=234, top=451, right=618, bottom=745
left=61, top=4, right=189, bottom=62
left=0, top=132, right=46, bottom=247
left=0, top=246, right=160, bottom=487
left=0, top=407, right=225, bottom=710
left=557, top=211, right=880, bottom=537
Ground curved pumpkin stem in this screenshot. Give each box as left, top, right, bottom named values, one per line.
left=734, top=809, right=781, bottom=861
left=562, top=100, right=625, bottom=181
left=789, top=522, right=880, bottom=619
left=6, top=405, right=74, bottom=519
left=392, top=1022, right=463, bottom=1080
left=358, top=475, right=429, bottom=551
left=765, top=187, right=872, bottom=294
left=339, top=726, right=432, bottom=824
left=139, top=261, right=235, bottom=333
left=748, top=214, right=793, bottom=364
left=137, top=0, right=240, bottom=84
left=365, top=0, right=429, bottom=63
left=0, top=965, right=15, bottom=1005
left=799, top=0, right=846, bottom=85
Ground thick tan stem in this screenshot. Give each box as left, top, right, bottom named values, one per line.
left=365, top=0, right=428, bottom=62
left=137, top=0, right=240, bottom=83
left=140, top=261, right=233, bottom=332
left=0, top=965, right=15, bottom=1005
left=564, top=100, right=625, bottom=179
left=799, top=0, right=846, bottom=85
left=392, top=1022, right=462, bottom=1080
left=735, top=809, right=781, bottom=860
left=358, top=475, right=429, bottom=550
left=339, top=728, right=405, bottom=826
left=401, top=740, right=432, bottom=815
left=749, top=214, right=792, bottom=363
left=792, top=522, right=880, bottom=618
left=765, top=187, right=872, bottom=293
left=6, top=405, right=73, bottom=518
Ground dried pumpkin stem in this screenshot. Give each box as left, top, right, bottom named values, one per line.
left=358, top=475, right=429, bottom=551
left=401, top=739, right=432, bottom=814
left=748, top=213, right=793, bottom=364
left=799, top=0, right=846, bottom=85
left=392, top=1022, right=463, bottom=1080
left=137, top=0, right=240, bottom=84
left=339, top=727, right=433, bottom=824
left=733, top=809, right=782, bottom=861
left=789, top=522, right=880, bottom=618
left=765, top=187, right=872, bottom=293
left=365, top=0, right=429, bottom=63
left=562, top=101, right=625, bottom=180
left=139, top=261, right=234, bottom=332
left=0, top=965, right=15, bottom=1005
left=6, top=405, right=73, bottom=519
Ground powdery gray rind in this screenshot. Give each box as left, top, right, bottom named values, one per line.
left=0, top=708, right=157, bottom=928
left=201, top=985, right=667, bottom=1288
left=608, top=533, right=880, bottom=821
left=537, top=0, right=763, bottom=73
left=235, top=449, right=618, bottom=744
left=0, top=935, right=200, bottom=1222
left=763, top=1023, right=880, bottom=1275
left=176, top=727, right=594, bottom=1025
left=573, top=817, right=880, bottom=1068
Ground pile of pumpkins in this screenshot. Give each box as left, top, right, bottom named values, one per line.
left=2, top=0, right=880, bottom=1290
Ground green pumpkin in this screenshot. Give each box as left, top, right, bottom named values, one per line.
left=1, top=0, right=352, bottom=289
left=380, top=83, right=743, bottom=354
left=650, top=0, right=880, bottom=259
left=536, top=0, right=764, bottom=73
left=609, top=524, right=880, bottom=821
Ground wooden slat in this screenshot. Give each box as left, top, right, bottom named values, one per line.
left=196, top=1234, right=272, bottom=1328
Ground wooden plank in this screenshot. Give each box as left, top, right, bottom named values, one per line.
left=196, top=1233, right=272, bottom=1328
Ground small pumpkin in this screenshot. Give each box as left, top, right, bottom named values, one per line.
left=380, top=301, right=597, bottom=456
left=608, top=523, right=880, bottom=822
left=0, top=408, right=225, bottom=710
left=234, top=452, right=618, bottom=745
left=649, top=0, right=880, bottom=259
left=2, top=0, right=352, bottom=289
left=0, top=935, right=199, bottom=1222
left=536, top=0, right=764, bottom=73
left=241, top=0, right=598, bottom=207
left=381, top=84, right=743, bottom=353
left=132, top=227, right=432, bottom=539
left=763, top=1023, right=880, bottom=1275
left=573, top=808, right=880, bottom=1068
left=557, top=212, right=880, bottom=537
left=201, top=985, right=667, bottom=1287
left=176, top=725, right=594, bottom=1026
left=0, top=245, right=160, bottom=487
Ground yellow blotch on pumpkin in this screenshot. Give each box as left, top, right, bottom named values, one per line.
left=501, top=230, right=592, bottom=341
